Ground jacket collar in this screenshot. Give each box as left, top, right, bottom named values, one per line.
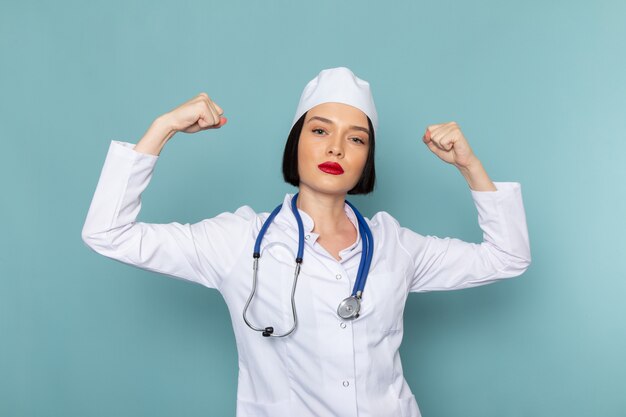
left=271, top=193, right=362, bottom=259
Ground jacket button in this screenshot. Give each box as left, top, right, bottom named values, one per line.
left=336, top=274, right=342, bottom=280
left=343, top=380, right=350, bottom=387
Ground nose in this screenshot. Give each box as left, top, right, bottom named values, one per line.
left=326, top=136, right=344, bottom=158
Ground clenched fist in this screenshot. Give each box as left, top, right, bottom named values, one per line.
left=422, top=122, right=478, bottom=169
left=163, top=92, right=228, bottom=134
left=134, top=93, right=228, bottom=156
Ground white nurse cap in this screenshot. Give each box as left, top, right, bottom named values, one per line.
left=291, top=67, right=378, bottom=135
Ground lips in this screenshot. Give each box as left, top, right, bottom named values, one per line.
left=318, top=161, right=344, bottom=175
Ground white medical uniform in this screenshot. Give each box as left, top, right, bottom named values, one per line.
left=82, top=140, right=532, bottom=417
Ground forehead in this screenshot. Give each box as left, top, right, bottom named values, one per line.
left=306, top=102, right=368, bottom=124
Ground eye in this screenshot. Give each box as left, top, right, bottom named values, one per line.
left=312, top=128, right=326, bottom=135
left=350, top=137, right=366, bottom=144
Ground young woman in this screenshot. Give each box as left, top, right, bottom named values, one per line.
left=82, top=67, right=531, bottom=417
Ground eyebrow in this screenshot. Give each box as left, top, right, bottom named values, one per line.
left=306, top=116, right=370, bottom=137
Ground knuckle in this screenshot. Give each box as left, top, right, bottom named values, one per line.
left=203, top=101, right=214, bottom=113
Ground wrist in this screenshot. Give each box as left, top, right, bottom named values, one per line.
left=456, top=158, right=497, bottom=191
left=153, top=115, right=177, bottom=142
left=134, top=117, right=175, bottom=156
left=456, top=156, right=482, bottom=175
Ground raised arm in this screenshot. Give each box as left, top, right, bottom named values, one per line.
left=81, top=94, right=249, bottom=290
left=395, top=122, right=532, bottom=292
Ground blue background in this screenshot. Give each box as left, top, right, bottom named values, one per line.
left=1, top=0, right=625, bottom=416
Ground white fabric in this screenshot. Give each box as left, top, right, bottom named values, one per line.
left=82, top=140, right=532, bottom=417
left=291, top=67, right=378, bottom=134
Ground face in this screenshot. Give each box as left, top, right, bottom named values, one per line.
left=297, top=102, right=370, bottom=197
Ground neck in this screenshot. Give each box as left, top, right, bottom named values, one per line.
left=296, top=185, right=349, bottom=233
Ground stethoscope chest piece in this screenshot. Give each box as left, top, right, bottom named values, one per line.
left=337, top=296, right=361, bottom=320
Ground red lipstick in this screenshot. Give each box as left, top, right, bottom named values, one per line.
left=318, top=162, right=344, bottom=175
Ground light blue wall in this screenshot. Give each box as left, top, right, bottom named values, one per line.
left=1, top=0, right=625, bottom=416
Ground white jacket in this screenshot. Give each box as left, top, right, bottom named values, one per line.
left=82, top=140, right=531, bottom=417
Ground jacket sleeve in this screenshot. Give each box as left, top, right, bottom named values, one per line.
left=81, top=140, right=253, bottom=290
left=396, top=182, right=531, bottom=293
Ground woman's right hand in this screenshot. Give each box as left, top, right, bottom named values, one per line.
left=134, top=93, right=227, bottom=156
left=161, top=92, right=228, bottom=134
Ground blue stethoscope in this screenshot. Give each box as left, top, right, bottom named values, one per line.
left=242, top=193, right=374, bottom=338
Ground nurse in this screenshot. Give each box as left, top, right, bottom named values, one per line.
left=82, top=67, right=531, bottom=417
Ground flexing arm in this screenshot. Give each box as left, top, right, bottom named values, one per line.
left=396, top=122, right=531, bottom=292
left=81, top=94, right=247, bottom=290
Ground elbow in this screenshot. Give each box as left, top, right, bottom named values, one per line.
left=81, top=223, right=96, bottom=247
left=485, top=242, right=532, bottom=279
left=81, top=230, right=98, bottom=250
left=505, top=253, right=532, bottom=277
left=81, top=222, right=136, bottom=254
left=81, top=226, right=109, bottom=252
left=81, top=225, right=93, bottom=247
left=519, top=246, right=532, bottom=273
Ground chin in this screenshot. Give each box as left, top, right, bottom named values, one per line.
left=298, top=171, right=360, bottom=196
left=300, top=182, right=354, bottom=197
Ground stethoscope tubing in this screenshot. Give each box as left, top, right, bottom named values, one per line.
left=244, top=193, right=373, bottom=337
left=346, top=199, right=374, bottom=298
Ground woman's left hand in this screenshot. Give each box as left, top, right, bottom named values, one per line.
left=422, top=122, right=477, bottom=169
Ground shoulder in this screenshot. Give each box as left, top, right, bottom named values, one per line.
left=367, top=210, right=402, bottom=229
left=201, top=204, right=258, bottom=222
left=363, top=210, right=427, bottom=275
left=196, top=204, right=267, bottom=236
left=363, top=210, right=406, bottom=245
left=365, top=210, right=428, bottom=249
